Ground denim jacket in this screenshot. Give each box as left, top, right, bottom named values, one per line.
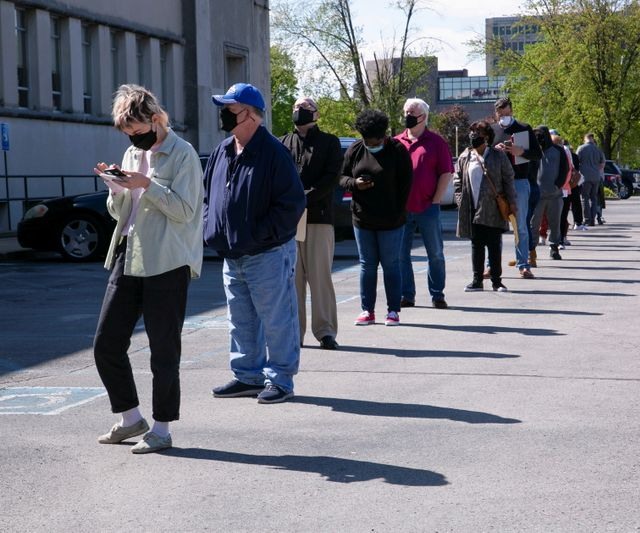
left=104, top=129, right=204, bottom=278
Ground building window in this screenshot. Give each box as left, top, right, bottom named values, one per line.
left=160, top=41, right=169, bottom=107
left=51, top=15, right=62, bottom=111
left=136, top=36, right=146, bottom=86
left=82, top=24, right=92, bottom=114
left=110, top=31, right=120, bottom=90
left=15, top=8, right=29, bottom=108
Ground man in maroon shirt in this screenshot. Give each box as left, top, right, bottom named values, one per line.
left=395, top=98, right=454, bottom=309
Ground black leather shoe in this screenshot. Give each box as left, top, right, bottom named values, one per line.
left=320, top=335, right=339, bottom=350
left=400, top=298, right=415, bottom=308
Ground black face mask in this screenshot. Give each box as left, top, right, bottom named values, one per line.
left=129, top=128, right=157, bottom=151
left=404, top=114, right=422, bottom=129
left=293, top=108, right=315, bottom=126
left=469, top=133, right=486, bottom=149
left=536, top=135, right=548, bottom=149
left=220, top=107, right=244, bottom=133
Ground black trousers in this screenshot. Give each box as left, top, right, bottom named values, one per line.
left=471, top=223, right=503, bottom=284
left=94, top=241, right=190, bottom=422
left=560, top=196, right=571, bottom=240
left=569, top=185, right=583, bottom=226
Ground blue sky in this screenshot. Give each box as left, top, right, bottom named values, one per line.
left=350, top=0, right=525, bottom=75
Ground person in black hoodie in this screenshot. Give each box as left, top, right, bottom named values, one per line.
left=529, top=126, right=568, bottom=260
left=340, top=109, right=412, bottom=327
left=280, top=97, right=343, bottom=350
left=493, top=97, right=542, bottom=279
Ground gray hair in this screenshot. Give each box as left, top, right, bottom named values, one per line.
left=403, top=98, right=430, bottom=120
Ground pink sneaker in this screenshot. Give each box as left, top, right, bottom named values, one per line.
left=385, top=311, right=400, bottom=326
left=354, top=311, right=375, bottom=325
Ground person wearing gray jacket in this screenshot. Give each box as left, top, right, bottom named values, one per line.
left=455, top=121, right=516, bottom=292
left=529, top=126, right=568, bottom=260
left=576, top=133, right=605, bottom=226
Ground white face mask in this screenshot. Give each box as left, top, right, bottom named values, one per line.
left=498, top=115, right=514, bottom=128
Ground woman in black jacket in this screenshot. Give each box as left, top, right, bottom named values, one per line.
left=340, top=109, right=413, bottom=326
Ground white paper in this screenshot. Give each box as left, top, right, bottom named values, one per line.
left=512, top=131, right=530, bottom=165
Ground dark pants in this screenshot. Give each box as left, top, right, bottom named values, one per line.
left=527, top=181, right=541, bottom=252
left=94, top=242, right=190, bottom=422
left=569, top=185, right=583, bottom=226
left=471, top=224, right=503, bottom=284
left=560, top=195, right=571, bottom=240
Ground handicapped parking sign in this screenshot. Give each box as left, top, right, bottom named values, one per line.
left=1, top=123, right=9, bottom=151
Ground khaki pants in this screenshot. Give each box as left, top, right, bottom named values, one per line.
left=295, top=224, right=338, bottom=343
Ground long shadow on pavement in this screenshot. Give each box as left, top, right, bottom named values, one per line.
left=401, top=323, right=563, bottom=336
left=452, top=306, right=601, bottom=316
left=335, top=345, right=519, bottom=358
left=294, top=396, right=522, bottom=424
left=529, top=276, right=640, bottom=284
left=509, top=289, right=634, bottom=297
left=162, top=448, right=449, bottom=486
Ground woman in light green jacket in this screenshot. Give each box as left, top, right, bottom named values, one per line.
left=93, top=84, right=203, bottom=454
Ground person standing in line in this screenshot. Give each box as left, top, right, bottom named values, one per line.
left=340, top=109, right=413, bottom=326
left=280, top=97, right=343, bottom=350
left=395, top=98, right=453, bottom=309
left=204, top=83, right=305, bottom=404
left=550, top=132, right=575, bottom=248
left=529, top=126, right=568, bottom=261
left=567, top=144, right=586, bottom=230
left=93, top=84, right=204, bottom=454
left=492, top=97, right=542, bottom=280
left=576, top=133, right=605, bottom=226
left=454, top=121, right=516, bottom=292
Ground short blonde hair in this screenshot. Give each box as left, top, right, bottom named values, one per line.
left=112, top=84, right=169, bottom=130
left=403, top=98, right=430, bottom=121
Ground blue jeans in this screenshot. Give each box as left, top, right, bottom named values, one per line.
left=353, top=225, right=403, bottom=313
left=222, top=239, right=299, bottom=393
left=513, top=179, right=531, bottom=270
left=400, top=204, right=446, bottom=302
left=527, top=181, right=540, bottom=252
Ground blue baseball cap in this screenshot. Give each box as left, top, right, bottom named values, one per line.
left=211, top=83, right=265, bottom=111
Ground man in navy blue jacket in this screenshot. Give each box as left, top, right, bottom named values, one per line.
left=203, top=83, right=305, bottom=404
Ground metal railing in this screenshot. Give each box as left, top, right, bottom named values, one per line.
left=1, top=174, right=106, bottom=231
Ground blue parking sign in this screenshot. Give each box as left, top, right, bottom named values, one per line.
left=1, top=123, right=9, bottom=151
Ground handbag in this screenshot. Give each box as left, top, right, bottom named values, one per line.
left=479, top=159, right=512, bottom=221
left=569, top=168, right=581, bottom=188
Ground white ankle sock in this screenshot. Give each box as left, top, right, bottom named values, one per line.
left=152, top=421, right=170, bottom=438
left=120, top=407, right=143, bottom=427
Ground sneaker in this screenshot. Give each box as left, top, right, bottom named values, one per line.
left=538, top=237, right=546, bottom=245
left=98, top=418, right=149, bottom=444
left=433, top=299, right=448, bottom=309
left=597, top=217, right=605, bottom=225
left=578, top=224, right=588, bottom=230
left=492, top=283, right=508, bottom=292
left=400, top=298, right=415, bottom=308
left=573, top=223, right=579, bottom=230
left=519, top=268, right=535, bottom=279
left=507, top=259, right=517, bottom=267
left=319, top=335, right=339, bottom=350
left=559, top=242, right=565, bottom=250
left=563, top=239, right=571, bottom=246
left=257, top=384, right=294, bottom=404
left=464, top=281, right=483, bottom=292
left=550, top=247, right=562, bottom=260
left=131, top=431, right=172, bottom=454
left=354, top=310, right=375, bottom=325
left=482, top=268, right=491, bottom=279
left=385, top=311, right=400, bottom=326
left=212, top=379, right=264, bottom=398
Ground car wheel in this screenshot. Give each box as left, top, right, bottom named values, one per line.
left=58, top=214, right=106, bottom=261
left=619, top=179, right=632, bottom=199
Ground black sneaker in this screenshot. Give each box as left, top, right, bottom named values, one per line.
left=400, top=298, right=415, bottom=308
left=320, top=335, right=339, bottom=350
left=549, top=247, right=562, bottom=260
left=433, top=299, right=448, bottom=309
left=257, top=384, right=294, bottom=404
left=492, top=283, right=508, bottom=292
left=464, top=281, right=483, bottom=292
left=211, top=379, right=264, bottom=398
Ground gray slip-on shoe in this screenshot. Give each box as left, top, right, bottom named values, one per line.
left=98, top=418, right=149, bottom=444
left=131, top=431, right=172, bottom=454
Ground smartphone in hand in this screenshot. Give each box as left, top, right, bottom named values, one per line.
left=100, top=168, right=127, bottom=182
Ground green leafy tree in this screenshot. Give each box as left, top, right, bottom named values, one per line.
left=272, top=0, right=434, bottom=127
left=430, top=105, right=471, bottom=157
left=316, top=96, right=359, bottom=137
left=476, top=0, right=640, bottom=159
left=270, top=45, right=298, bottom=136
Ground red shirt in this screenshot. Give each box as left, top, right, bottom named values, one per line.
left=395, top=128, right=454, bottom=213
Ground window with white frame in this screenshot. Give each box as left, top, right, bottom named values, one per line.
left=15, top=7, right=29, bottom=108
left=82, top=24, right=92, bottom=114
left=51, top=15, right=62, bottom=111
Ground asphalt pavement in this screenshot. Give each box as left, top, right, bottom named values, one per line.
left=1, top=200, right=639, bottom=532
